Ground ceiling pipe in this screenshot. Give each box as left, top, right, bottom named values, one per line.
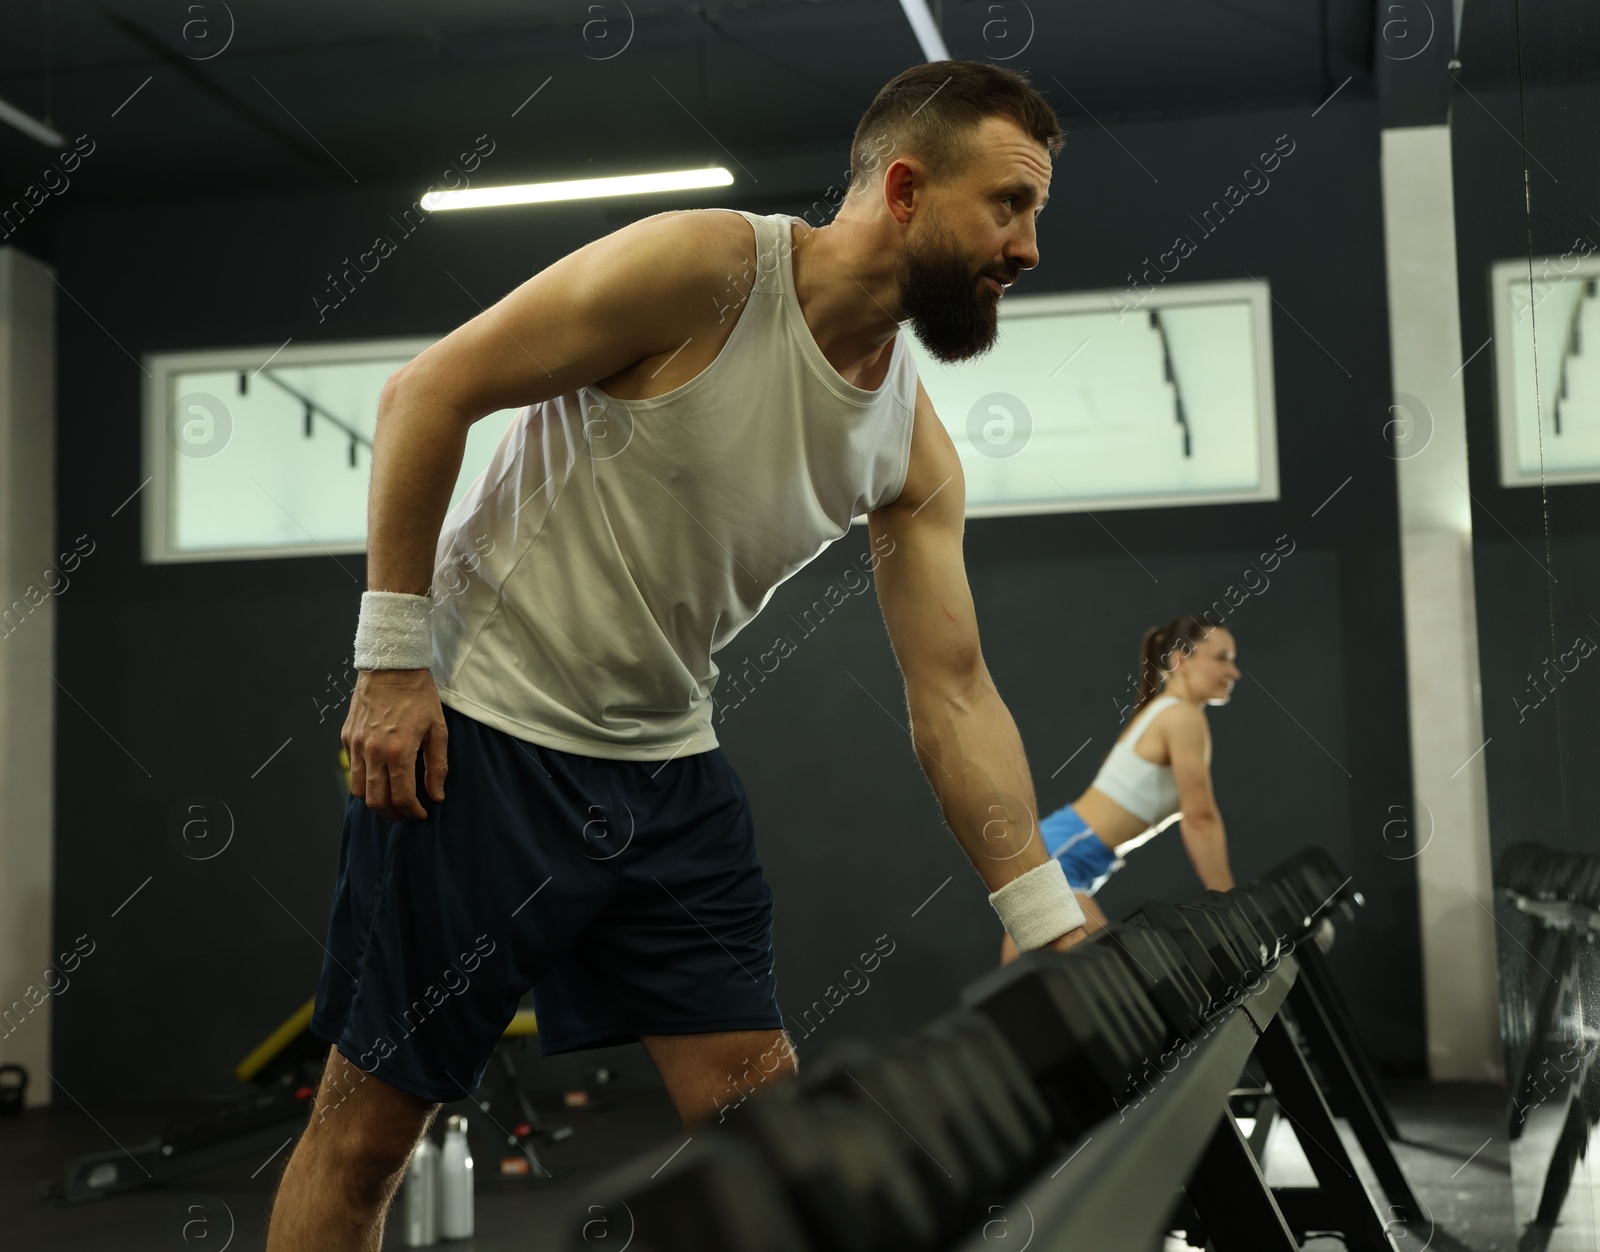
left=896, top=0, right=949, bottom=62
left=0, top=95, right=64, bottom=147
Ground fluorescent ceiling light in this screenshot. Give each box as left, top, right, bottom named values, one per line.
left=897, top=0, right=949, bottom=62
left=0, top=94, right=65, bottom=147
left=422, top=166, right=734, bottom=211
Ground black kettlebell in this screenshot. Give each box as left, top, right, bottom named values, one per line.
left=0, top=1064, right=28, bottom=1115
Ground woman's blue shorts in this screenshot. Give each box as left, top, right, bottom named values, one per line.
left=1040, top=803, right=1123, bottom=894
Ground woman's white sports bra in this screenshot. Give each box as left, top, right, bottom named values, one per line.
left=1088, top=695, right=1184, bottom=825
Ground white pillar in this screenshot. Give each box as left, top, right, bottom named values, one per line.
left=1380, top=127, right=1503, bottom=1080
left=0, top=246, right=57, bottom=1105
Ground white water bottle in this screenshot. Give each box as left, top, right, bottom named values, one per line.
left=438, top=1113, right=474, bottom=1240
left=401, top=1132, right=438, bottom=1246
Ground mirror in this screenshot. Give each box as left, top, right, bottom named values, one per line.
left=1465, top=1, right=1600, bottom=1244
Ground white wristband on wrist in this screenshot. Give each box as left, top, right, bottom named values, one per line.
left=353, top=590, right=434, bottom=670
left=989, top=859, right=1087, bottom=951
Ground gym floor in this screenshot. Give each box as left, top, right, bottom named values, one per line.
left=2, top=1079, right=1513, bottom=1251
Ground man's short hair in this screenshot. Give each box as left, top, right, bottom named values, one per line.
left=847, top=60, right=1064, bottom=196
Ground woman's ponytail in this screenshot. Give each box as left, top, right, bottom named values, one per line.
left=1128, top=613, right=1223, bottom=721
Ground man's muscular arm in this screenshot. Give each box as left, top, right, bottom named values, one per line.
left=867, top=379, right=1088, bottom=951
left=347, top=210, right=747, bottom=820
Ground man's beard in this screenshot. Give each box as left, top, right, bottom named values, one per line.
left=895, top=212, right=1003, bottom=364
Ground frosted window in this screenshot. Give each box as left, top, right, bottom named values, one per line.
left=143, top=338, right=520, bottom=562
left=1491, top=249, right=1600, bottom=486
left=905, top=279, right=1279, bottom=516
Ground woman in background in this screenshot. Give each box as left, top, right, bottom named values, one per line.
left=1000, top=613, right=1241, bottom=964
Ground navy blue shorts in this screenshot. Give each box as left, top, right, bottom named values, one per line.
left=310, top=702, right=783, bottom=1105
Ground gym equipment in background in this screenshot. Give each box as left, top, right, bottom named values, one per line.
left=0, top=1063, right=29, bottom=1115
left=1499, top=841, right=1600, bottom=1238
left=41, top=995, right=560, bottom=1204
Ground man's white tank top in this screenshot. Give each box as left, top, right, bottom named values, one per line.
left=429, top=210, right=920, bottom=759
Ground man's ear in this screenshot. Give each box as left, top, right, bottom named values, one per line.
left=883, top=157, right=919, bottom=225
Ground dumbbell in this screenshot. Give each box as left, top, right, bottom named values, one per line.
left=564, top=1128, right=812, bottom=1252
left=1093, top=922, right=1211, bottom=1039
left=1297, top=846, right=1347, bottom=887
left=911, top=1009, right=1057, bottom=1177
left=724, top=1081, right=940, bottom=1252
left=1259, top=864, right=1320, bottom=930
left=1552, top=851, right=1600, bottom=906
left=1183, top=893, right=1266, bottom=966
left=1231, top=880, right=1308, bottom=952
left=1264, top=855, right=1340, bottom=924
left=1566, top=855, right=1600, bottom=909
left=1498, top=843, right=1549, bottom=899
left=1178, top=902, right=1261, bottom=1002
left=958, top=943, right=1170, bottom=1137
left=1125, top=900, right=1237, bottom=1011
left=894, top=1033, right=1016, bottom=1195
left=790, top=1035, right=990, bottom=1239
left=804, top=1026, right=1049, bottom=1234
left=1503, top=844, right=1600, bottom=912
left=1295, top=849, right=1354, bottom=913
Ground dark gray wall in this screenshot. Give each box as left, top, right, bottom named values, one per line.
left=47, top=93, right=1426, bottom=1102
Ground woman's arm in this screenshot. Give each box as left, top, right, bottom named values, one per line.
left=1178, top=815, right=1235, bottom=891
left=1165, top=708, right=1236, bottom=891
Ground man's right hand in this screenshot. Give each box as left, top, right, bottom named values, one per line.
left=1044, top=927, right=1091, bottom=953
left=341, top=668, right=449, bottom=821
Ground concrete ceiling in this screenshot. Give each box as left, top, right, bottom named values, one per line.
left=0, top=0, right=1586, bottom=210
left=0, top=0, right=1378, bottom=204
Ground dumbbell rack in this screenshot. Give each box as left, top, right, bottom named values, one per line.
left=562, top=848, right=1427, bottom=1252
left=1499, top=842, right=1600, bottom=1237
